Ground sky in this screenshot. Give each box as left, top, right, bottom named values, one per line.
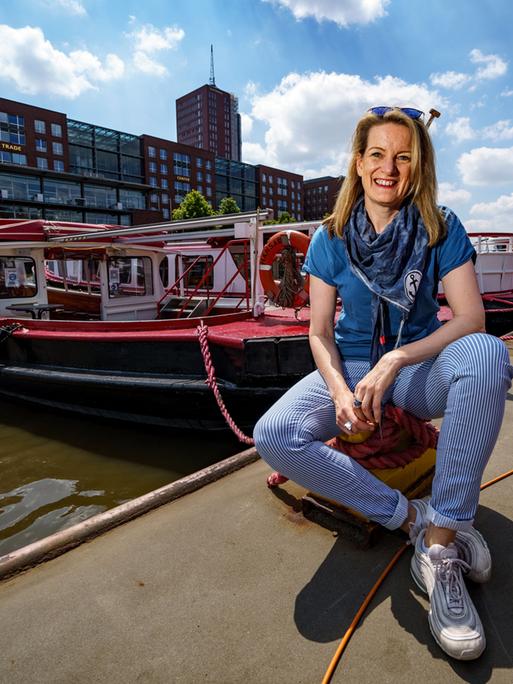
left=0, top=0, right=513, bottom=232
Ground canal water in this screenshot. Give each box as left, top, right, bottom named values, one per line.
left=0, top=398, right=243, bottom=557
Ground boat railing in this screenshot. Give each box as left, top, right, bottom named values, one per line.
left=157, top=238, right=251, bottom=318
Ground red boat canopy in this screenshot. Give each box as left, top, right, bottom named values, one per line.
left=0, top=218, right=166, bottom=247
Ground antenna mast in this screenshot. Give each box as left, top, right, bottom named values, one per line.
left=209, top=44, right=216, bottom=87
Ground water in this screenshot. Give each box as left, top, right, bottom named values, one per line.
left=0, top=398, right=243, bottom=557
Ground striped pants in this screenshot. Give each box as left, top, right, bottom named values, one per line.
left=254, top=333, right=513, bottom=531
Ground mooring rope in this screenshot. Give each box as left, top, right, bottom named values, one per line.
left=267, top=407, right=438, bottom=487
left=0, top=322, right=23, bottom=344
left=274, top=246, right=304, bottom=308
left=197, top=321, right=254, bottom=445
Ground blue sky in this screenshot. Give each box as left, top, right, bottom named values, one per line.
left=1, top=0, right=513, bottom=231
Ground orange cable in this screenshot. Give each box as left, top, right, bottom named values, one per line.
left=320, top=468, right=513, bottom=684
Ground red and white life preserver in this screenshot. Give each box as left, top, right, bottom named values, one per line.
left=258, top=230, right=311, bottom=307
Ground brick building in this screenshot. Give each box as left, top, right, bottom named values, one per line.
left=303, top=176, right=344, bottom=220
left=255, top=164, right=303, bottom=221
left=176, top=84, right=241, bottom=162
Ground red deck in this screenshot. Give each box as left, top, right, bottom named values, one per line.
left=2, top=308, right=310, bottom=348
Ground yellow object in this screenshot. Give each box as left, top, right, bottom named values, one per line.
left=338, top=429, right=374, bottom=444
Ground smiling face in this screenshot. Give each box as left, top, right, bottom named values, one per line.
left=356, top=122, right=413, bottom=218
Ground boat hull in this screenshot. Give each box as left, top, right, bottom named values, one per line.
left=0, top=329, right=315, bottom=432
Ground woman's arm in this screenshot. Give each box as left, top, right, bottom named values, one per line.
left=354, top=260, right=485, bottom=424
left=309, top=274, right=375, bottom=432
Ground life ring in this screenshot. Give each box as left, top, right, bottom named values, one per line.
left=259, top=230, right=310, bottom=308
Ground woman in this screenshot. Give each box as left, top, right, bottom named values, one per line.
left=254, top=107, right=513, bottom=661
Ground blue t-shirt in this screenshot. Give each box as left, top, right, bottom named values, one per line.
left=302, top=207, right=476, bottom=360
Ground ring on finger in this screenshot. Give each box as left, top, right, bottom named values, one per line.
left=353, top=397, right=363, bottom=408
left=343, top=420, right=352, bottom=432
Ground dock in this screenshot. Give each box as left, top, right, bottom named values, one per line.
left=0, top=346, right=512, bottom=683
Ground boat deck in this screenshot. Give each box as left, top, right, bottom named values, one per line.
left=3, top=306, right=310, bottom=346
left=0, top=345, right=511, bottom=684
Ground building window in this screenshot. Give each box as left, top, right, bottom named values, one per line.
left=148, top=146, right=156, bottom=158
left=53, top=160, right=65, bottom=172
left=150, top=193, right=159, bottom=204
left=196, top=157, right=203, bottom=167
left=161, top=193, right=169, bottom=204
left=52, top=141, right=63, bottom=156
left=149, top=177, right=157, bottom=187
left=206, top=160, right=212, bottom=170
left=262, top=173, right=266, bottom=183
left=36, top=139, right=47, bottom=152
left=197, top=171, right=203, bottom=182
left=149, top=161, right=157, bottom=173
left=160, top=163, right=168, bottom=175
left=34, top=120, right=46, bottom=134
left=206, top=173, right=212, bottom=183
left=51, top=123, right=62, bottom=137
left=162, top=208, right=170, bottom=219
left=206, top=186, right=212, bottom=197
left=159, top=149, right=168, bottom=160
left=0, top=152, right=27, bottom=165
left=161, top=178, right=168, bottom=189
left=197, top=185, right=203, bottom=195
left=37, top=157, right=48, bottom=170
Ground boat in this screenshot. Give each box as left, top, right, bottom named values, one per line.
left=0, top=212, right=317, bottom=433
left=1, top=215, right=512, bottom=435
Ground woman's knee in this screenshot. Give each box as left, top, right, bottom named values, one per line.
left=447, top=332, right=511, bottom=380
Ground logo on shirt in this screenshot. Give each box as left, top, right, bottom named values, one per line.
left=404, top=270, right=422, bottom=302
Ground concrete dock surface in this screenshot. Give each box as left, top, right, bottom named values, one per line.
left=0, top=350, right=512, bottom=683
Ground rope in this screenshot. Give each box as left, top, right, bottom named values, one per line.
left=0, top=322, right=22, bottom=344
left=197, top=322, right=254, bottom=445
left=267, top=406, right=438, bottom=487
left=332, top=405, right=438, bottom=469
left=274, top=246, right=304, bottom=308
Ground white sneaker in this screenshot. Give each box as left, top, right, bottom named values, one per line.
left=408, top=499, right=491, bottom=583
left=411, top=529, right=486, bottom=660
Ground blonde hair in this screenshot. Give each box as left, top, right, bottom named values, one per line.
left=326, top=108, right=446, bottom=246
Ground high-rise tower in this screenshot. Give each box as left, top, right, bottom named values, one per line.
left=176, top=47, right=241, bottom=162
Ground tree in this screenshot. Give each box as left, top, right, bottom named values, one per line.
left=218, top=196, right=241, bottom=215
left=277, top=211, right=293, bottom=224
left=172, top=190, right=216, bottom=220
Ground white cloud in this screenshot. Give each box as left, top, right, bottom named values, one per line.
left=242, top=70, right=445, bottom=174
left=429, top=71, right=470, bottom=90
left=470, top=48, right=507, bottom=81
left=240, top=113, right=254, bottom=137
left=132, top=51, right=168, bottom=77
left=263, top=0, right=390, bottom=27
left=438, top=182, right=471, bottom=206
left=445, top=117, right=476, bottom=143
left=127, top=23, right=185, bottom=77
left=501, top=87, right=513, bottom=97
left=482, top=119, right=513, bottom=141
left=130, top=24, right=184, bottom=54
left=458, top=146, right=513, bottom=186
left=45, top=0, right=87, bottom=15
left=468, top=192, right=513, bottom=232
left=0, top=24, right=124, bottom=98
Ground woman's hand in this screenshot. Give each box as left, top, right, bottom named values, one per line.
left=353, top=351, right=403, bottom=425
left=333, top=387, right=377, bottom=434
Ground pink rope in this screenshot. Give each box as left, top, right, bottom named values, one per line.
left=197, top=322, right=254, bottom=445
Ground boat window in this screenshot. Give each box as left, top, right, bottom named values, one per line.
left=159, top=257, right=169, bottom=288
left=46, top=258, right=101, bottom=294
left=180, top=255, right=214, bottom=290
left=107, top=256, right=153, bottom=298
left=0, top=256, right=37, bottom=299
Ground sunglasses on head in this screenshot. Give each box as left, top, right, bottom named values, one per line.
left=368, top=106, right=424, bottom=120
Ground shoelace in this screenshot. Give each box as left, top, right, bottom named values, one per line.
left=436, top=556, right=471, bottom=614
